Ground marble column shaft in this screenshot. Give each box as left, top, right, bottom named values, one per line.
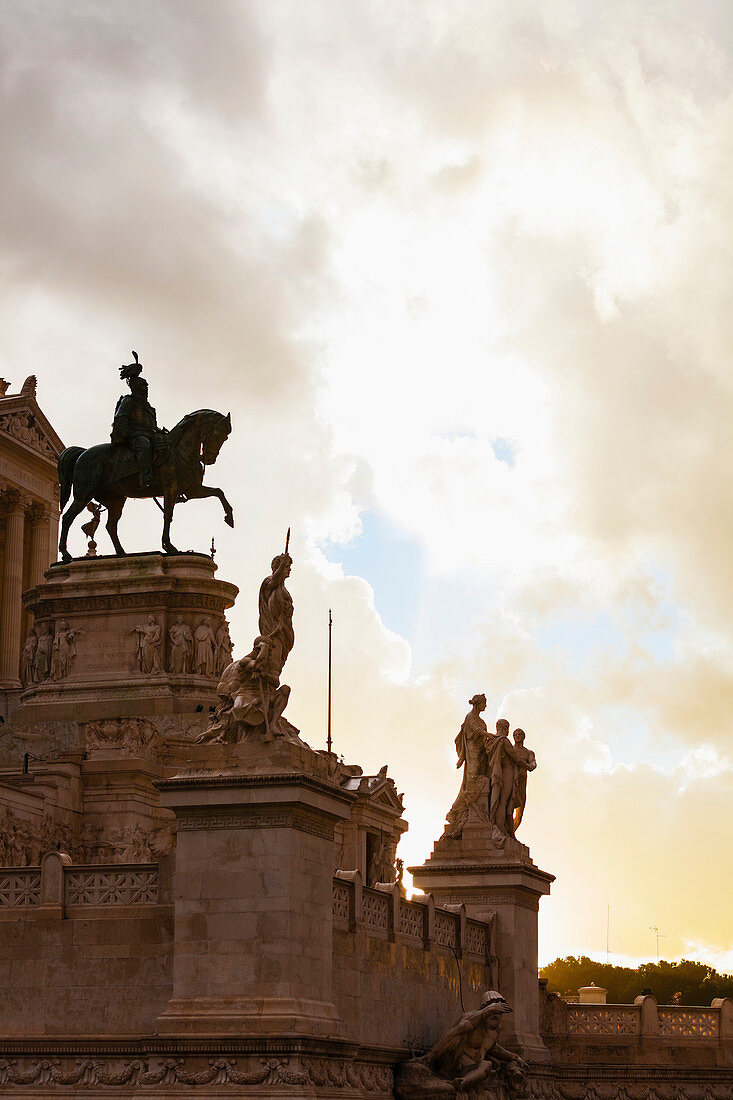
left=0, top=493, right=28, bottom=685
left=28, top=506, right=51, bottom=588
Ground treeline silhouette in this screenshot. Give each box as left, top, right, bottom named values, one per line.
left=540, top=956, right=733, bottom=1006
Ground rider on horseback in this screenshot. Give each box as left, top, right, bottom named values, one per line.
left=111, top=352, right=166, bottom=489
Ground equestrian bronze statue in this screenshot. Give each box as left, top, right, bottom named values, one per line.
left=57, top=352, right=234, bottom=562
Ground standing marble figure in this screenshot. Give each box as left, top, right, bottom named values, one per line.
left=443, top=697, right=536, bottom=841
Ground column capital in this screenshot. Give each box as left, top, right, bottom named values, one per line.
left=0, top=487, right=33, bottom=515
left=27, top=501, right=53, bottom=525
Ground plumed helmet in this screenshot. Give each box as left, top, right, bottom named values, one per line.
left=120, top=350, right=143, bottom=381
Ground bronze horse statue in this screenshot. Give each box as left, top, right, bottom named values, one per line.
left=57, top=408, right=234, bottom=563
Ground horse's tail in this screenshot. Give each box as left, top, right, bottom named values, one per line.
left=58, top=447, right=85, bottom=511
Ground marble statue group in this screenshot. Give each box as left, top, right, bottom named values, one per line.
left=443, top=694, right=536, bottom=843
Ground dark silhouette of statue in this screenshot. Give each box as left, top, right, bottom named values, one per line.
left=111, top=351, right=166, bottom=489
left=57, top=352, right=234, bottom=561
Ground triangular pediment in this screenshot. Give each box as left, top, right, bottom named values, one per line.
left=0, top=385, right=64, bottom=463
left=362, top=780, right=405, bottom=814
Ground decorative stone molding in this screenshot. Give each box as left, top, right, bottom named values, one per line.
left=30, top=591, right=232, bottom=619
left=0, top=870, right=41, bottom=908
left=65, top=866, right=159, bottom=907
left=0, top=1054, right=393, bottom=1091
left=176, top=806, right=335, bottom=840
left=567, top=1005, right=639, bottom=1036
left=527, top=1078, right=733, bottom=1100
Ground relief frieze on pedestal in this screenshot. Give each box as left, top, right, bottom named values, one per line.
left=0, top=1054, right=394, bottom=1093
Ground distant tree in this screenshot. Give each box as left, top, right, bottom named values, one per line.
left=540, top=956, right=733, bottom=1006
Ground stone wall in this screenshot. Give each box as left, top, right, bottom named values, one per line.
left=331, top=874, right=496, bottom=1048
left=0, top=856, right=173, bottom=1037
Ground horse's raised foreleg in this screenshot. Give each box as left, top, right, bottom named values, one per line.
left=185, top=484, right=235, bottom=528
left=59, top=496, right=91, bottom=564
left=99, top=495, right=126, bottom=557
left=162, top=493, right=179, bottom=555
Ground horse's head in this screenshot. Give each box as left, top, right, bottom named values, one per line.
left=202, top=411, right=232, bottom=465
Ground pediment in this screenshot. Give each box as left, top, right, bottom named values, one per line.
left=0, top=392, right=64, bottom=463
left=361, top=779, right=405, bottom=814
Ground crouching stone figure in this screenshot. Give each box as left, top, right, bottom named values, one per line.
left=396, top=991, right=528, bottom=1099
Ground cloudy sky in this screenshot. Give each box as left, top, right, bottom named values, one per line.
left=3, top=0, right=733, bottom=969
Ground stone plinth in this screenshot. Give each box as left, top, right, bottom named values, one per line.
left=411, top=825, right=554, bottom=1062
left=18, top=552, right=237, bottom=722
left=155, top=741, right=355, bottom=1037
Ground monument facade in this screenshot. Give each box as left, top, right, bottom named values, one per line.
left=0, top=375, right=63, bottom=718
left=0, top=364, right=730, bottom=1099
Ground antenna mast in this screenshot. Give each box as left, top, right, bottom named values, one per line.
left=327, top=609, right=333, bottom=755
left=649, top=924, right=666, bottom=962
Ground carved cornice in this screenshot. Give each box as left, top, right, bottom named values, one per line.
left=156, top=771, right=355, bottom=805
left=25, top=592, right=231, bottom=618
left=176, top=806, right=335, bottom=840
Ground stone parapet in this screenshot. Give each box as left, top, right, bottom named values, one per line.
left=541, top=992, right=733, bottom=1067
left=332, top=873, right=496, bottom=971
left=0, top=856, right=165, bottom=918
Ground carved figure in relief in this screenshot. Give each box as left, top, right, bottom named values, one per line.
left=168, top=615, right=193, bottom=674
left=509, top=730, right=536, bottom=832
left=215, top=620, right=233, bottom=674
left=193, top=617, right=217, bottom=675
left=0, top=411, right=55, bottom=457
left=368, top=835, right=397, bottom=886
left=198, top=536, right=301, bottom=745
left=20, top=629, right=38, bottom=686
left=35, top=623, right=53, bottom=681
left=396, top=991, right=527, bottom=1100
left=51, top=620, right=82, bottom=680
left=131, top=615, right=162, bottom=674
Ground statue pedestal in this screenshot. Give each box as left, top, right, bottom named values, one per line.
left=18, top=552, right=237, bottom=723
left=155, top=741, right=355, bottom=1037
left=410, top=825, right=554, bottom=1063
left=0, top=552, right=238, bottom=866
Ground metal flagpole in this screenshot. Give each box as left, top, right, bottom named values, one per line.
left=327, top=609, right=333, bottom=755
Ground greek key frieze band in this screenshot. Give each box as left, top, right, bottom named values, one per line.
left=176, top=807, right=334, bottom=840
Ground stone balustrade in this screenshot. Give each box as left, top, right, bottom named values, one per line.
left=0, top=853, right=160, bottom=915
left=333, top=871, right=494, bottom=963
left=542, top=992, right=733, bottom=1065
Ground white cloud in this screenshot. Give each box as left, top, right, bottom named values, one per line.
left=3, top=0, right=733, bottom=964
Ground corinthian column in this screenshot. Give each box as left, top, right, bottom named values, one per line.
left=27, top=504, right=52, bottom=588
left=0, top=491, right=30, bottom=687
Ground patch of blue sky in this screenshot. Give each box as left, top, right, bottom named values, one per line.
left=491, top=437, right=517, bottom=467
left=538, top=604, right=680, bottom=670
left=321, top=509, right=424, bottom=641
left=591, top=704, right=685, bottom=772
left=537, top=612, right=627, bottom=668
